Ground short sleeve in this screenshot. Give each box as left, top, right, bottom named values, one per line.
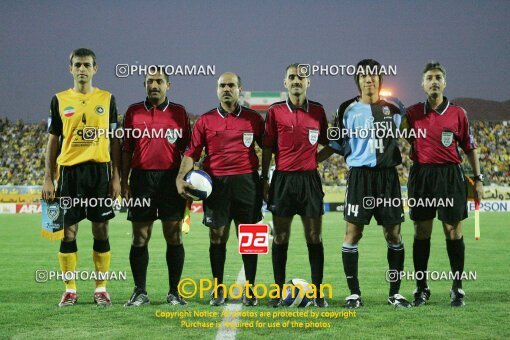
left=318, top=106, right=329, bottom=146
left=184, top=117, right=205, bottom=161
left=254, top=112, right=265, bottom=148
left=262, top=107, right=276, bottom=148
left=48, top=95, right=62, bottom=136
left=178, top=109, right=192, bottom=154
left=122, top=107, right=133, bottom=153
left=328, top=104, right=348, bottom=154
left=458, top=108, right=477, bottom=152
left=109, top=95, right=119, bottom=131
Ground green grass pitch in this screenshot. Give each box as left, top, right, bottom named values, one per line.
left=0, top=212, right=508, bottom=339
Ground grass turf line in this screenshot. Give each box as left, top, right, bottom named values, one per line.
left=0, top=212, right=508, bottom=338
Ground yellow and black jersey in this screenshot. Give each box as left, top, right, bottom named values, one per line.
left=48, top=88, right=118, bottom=166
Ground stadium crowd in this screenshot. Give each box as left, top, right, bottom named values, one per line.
left=0, top=118, right=46, bottom=185
left=0, top=117, right=508, bottom=186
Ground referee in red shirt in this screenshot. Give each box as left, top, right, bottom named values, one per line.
left=121, top=68, right=191, bottom=307
left=176, top=72, right=264, bottom=307
left=403, top=62, right=483, bottom=307
left=261, top=64, right=329, bottom=308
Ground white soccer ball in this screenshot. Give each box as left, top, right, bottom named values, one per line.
left=282, top=278, right=313, bottom=307
left=185, top=170, right=213, bottom=201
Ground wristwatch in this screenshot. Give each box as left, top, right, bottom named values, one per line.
left=473, top=174, right=484, bottom=182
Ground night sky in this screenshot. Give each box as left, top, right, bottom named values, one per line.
left=1, top=0, right=509, bottom=122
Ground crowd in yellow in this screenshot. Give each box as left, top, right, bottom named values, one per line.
left=0, top=117, right=508, bottom=186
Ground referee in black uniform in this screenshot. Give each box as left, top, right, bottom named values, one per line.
left=261, top=64, right=329, bottom=308
left=177, top=72, right=264, bottom=307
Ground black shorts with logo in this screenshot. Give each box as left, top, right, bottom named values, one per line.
left=203, top=172, right=263, bottom=228
left=268, top=170, right=324, bottom=218
left=408, top=163, right=467, bottom=224
left=56, top=162, right=115, bottom=226
left=128, top=168, right=185, bottom=222
left=344, top=167, right=404, bottom=226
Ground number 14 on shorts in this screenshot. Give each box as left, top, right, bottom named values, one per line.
left=347, top=204, right=359, bottom=217
left=238, top=224, right=269, bottom=254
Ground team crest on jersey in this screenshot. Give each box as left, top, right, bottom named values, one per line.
left=243, top=132, right=254, bottom=147
left=382, top=106, right=391, bottom=116
left=63, top=106, right=75, bottom=117
left=166, top=129, right=178, bottom=144
left=46, top=203, right=60, bottom=221
left=308, top=129, right=319, bottom=145
left=441, top=131, right=454, bottom=147
left=95, top=105, right=105, bottom=115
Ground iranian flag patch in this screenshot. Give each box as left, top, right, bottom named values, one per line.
left=63, top=106, right=75, bottom=117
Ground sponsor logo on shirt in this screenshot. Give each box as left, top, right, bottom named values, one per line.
left=95, top=105, right=105, bottom=115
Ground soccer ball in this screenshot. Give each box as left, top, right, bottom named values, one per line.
left=281, top=278, right=313, bottom=307
left=185, top=170, right=213, bottom=201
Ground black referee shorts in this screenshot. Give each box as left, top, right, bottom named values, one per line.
left=344, top=167, right=404, bottom=226
left=268, top=170, right=324, bottom=218
left=56, top=162, right=115, bottom=226
left=127, top=168, right=186, bottom=222
left=203, top=172, right=263, bottom=228
left=408, top=163, right=467, bottom=224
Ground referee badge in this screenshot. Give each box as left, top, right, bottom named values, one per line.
left=308, top=129, right=319, bottom=145
left=243, top=132, right=254, bottom=147
left=166, top=129, right=178, bottom=144
left=441, top=131, right=454, bottom=147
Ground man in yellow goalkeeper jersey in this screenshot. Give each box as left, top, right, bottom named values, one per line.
left=42, top=48, right=121, bottom=307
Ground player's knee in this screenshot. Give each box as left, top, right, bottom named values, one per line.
left=210, top=228, right=228, bottom=244
left=385, top=232, right=401, bottom=244
left=163, top=221, right=182, bottom=245
left=164, top=230, right=182, bottom=245
left=132, top=233, right=150, bottom=247
left=210, top=237, right=225, bottom=245
left=444, top=228, right=462, bottom=240
left=63, top=229, right=76, bottom=242
left=305, top=230, right=322, bottom=244
left=63, top=224, right=77, bottom=241
left=344, top=230, right=362, bottom=244
left=273, top=231, right=290, bottom=244
left=383, top=228, right=401, bottom=244
left=92, top=222, right=109, bottom=240
left=415, top=228, right=432, bottom=239
left=414, top=221, right=433, bottom=239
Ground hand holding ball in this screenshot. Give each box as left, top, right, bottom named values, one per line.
left=184, top=170, right=213, bottom=201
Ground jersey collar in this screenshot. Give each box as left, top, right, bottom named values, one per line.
left=286, top=97, right=309, bottom=112
left=424, top=96, right=449, bottom=115
left=217, top=103, right=242, bottom=118
left=144, top=97, right=169, bottom=111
